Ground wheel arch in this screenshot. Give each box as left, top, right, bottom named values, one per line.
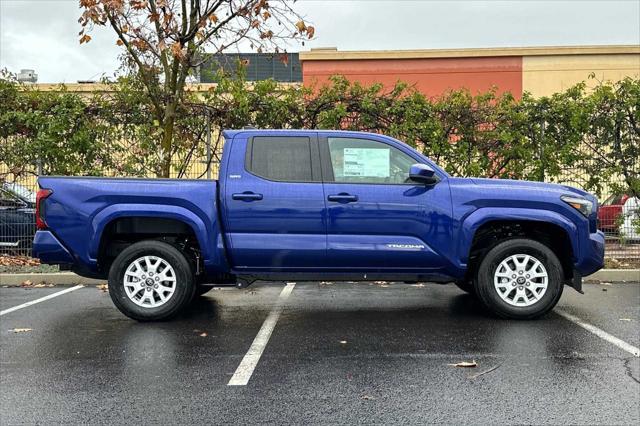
left=90, top=204, right=225, bottom=275
left=460, top=208, right=577, bottom=282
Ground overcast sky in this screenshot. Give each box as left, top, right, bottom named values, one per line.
left=1, top=0, right=638, bottom=83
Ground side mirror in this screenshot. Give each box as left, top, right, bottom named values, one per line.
left=409, top=164, right=438, bottom=185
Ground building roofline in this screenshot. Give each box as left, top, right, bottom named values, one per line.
left=299, top=45, right=640, bottom=61
left=29, top=82, right=299, bottom=92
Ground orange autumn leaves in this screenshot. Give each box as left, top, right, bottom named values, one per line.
left=78, top=0, right=315, bottom=61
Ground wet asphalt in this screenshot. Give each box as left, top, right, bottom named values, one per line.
left=0, top=281, right=639, bottom=425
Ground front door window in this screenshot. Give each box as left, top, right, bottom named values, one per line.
left=327, top=137, right=415, bottom=184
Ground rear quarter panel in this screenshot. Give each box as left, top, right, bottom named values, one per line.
left=38, top=177, right=227, bottom=275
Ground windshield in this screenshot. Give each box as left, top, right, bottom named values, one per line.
left=2, top=182, right=36, bottom=203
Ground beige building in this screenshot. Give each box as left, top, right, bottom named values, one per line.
left=300, top=45, right=640, bottom=98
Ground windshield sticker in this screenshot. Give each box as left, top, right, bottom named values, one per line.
left=343, top=148, right=390, bottom=177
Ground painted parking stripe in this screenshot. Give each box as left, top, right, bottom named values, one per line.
left=0, top=285, right=84, bottom=316
left=228, top=283, right=296, bottom=386
left=556, top=309, right=640, bottom=357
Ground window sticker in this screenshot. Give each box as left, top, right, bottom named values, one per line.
left=342, top=148, right=390, bottom=177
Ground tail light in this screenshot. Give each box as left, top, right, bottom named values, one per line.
left=36, top=189, right=53, bottom=230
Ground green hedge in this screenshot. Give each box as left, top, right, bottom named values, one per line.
left=1, top=72, right=638, bottom=199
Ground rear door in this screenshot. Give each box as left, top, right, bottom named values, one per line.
left=222, top=132, right=326, bottom=270
left=320, top=134, right=452, bottom=271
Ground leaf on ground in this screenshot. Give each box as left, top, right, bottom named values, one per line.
left=0, top=255, right=40, bottom=267
left=96, top=284, right=108, bottom=292
left=448, top=360, right=477, bottom=368
left=10, top=328, right=33, bottom=333
left=468, top=364, right=500, bottom=379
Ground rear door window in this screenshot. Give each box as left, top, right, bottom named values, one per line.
left=246, top=136, right=316, bottom=182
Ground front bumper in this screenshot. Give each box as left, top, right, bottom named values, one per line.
left=575, top=230, right=606, bottom=277
left=32, top=231, right=74, bottom=265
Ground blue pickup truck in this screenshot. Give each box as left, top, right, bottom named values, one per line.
left=32, top=129, right=604, bottom=321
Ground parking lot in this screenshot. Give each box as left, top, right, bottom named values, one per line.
left=1, top=281, right=639, bottom=424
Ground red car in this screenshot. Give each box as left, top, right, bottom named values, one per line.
left=598, top=193, right=630, bottom=233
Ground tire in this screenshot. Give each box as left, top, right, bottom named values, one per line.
left=454, top=280, right=477, bottom=296
left=108, top=240, right=196, bottom=321
left=475, top=238, right=564, bottom=320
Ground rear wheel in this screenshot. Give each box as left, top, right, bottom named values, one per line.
left=475, top=238, right=563, bottom=319
left=108, top=240, right=195, bottom=321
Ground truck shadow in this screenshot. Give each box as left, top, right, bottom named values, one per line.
left=176, top=295, right=220, bottom=321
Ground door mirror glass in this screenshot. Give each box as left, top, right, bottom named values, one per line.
left=409, top=164, right=438, bottom=185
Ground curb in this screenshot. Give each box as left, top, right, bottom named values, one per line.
left=1, top=269, right=639, bottom=287
left=0, top=272, right=105, bottom=287
left=583, top=269, right=640, bottom=283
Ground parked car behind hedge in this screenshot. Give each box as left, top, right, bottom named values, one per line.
left=598, top=192, right=631, bottom=234
left=0, top=183, right=36, bottom=255
left=620, top=196, right=640, bottom=241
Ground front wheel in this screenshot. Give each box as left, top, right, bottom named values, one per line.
left=108, top=240, right=196, bottom=321
left=475, top=238, right=564, bottom=320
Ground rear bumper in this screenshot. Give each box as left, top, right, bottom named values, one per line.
left=574, top=230, right=605, bottom=277
left=32, top=231, right=74, bottom=265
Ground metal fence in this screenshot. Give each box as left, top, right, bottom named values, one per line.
left=1, top=125, right=639, bottom=265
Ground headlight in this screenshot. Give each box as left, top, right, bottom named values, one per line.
left=561, top=195, right=593, bottom=217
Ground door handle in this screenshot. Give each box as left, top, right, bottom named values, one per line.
left=232, top=192, right=263, bottom=201
left=327, top=193, right=358, bottom=203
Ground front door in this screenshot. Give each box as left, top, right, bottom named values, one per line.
left=320, top=135, right=452, bottom=271
left=222, top=133, right=326, bottom=270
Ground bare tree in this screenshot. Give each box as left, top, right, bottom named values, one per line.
left=79, top=0, right=313, bottom=177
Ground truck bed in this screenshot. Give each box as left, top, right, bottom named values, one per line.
left=35, top=177, right=223, bottom=277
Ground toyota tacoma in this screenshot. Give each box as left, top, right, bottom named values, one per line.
left=32, top=130, right=605, bottom=320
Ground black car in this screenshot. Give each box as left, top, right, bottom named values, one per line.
left=0, top=183, right=36, bottom=255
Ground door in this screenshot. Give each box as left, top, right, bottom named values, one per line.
left=320, top=135, right=452, bottom=271
left=222, top=133, right=326, bottom=270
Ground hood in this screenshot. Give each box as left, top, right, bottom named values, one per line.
left=462, top=177, right=599, bottom=217
left=469, top=177, right=592, bottom=198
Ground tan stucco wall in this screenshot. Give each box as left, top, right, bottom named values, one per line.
left=522, top=53, right=640, bottom=97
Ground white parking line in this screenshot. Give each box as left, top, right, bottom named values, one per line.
left=228, top=282, right=296, bottom=386
left=0, top=285, right=84, bottom=316
left=556, top=309, right=640, bottom=357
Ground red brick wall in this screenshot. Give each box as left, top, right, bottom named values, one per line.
left=302, top=56, right=523, bottom=99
